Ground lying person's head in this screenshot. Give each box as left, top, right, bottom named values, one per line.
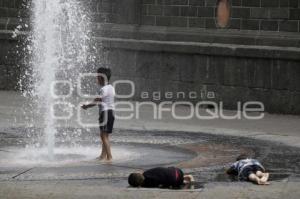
left=236, top=154, right=249, bottom=161
left=128, top=173, right=145, bottom=187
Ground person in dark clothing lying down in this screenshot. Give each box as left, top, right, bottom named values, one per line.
left=128, top=167, right=194, bottom=188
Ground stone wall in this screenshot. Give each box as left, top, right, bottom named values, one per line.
left=97, top=37, right=300, bottom=114
left=88, top=0, right=300, bottom=114
left=87, top=0, right=140, bottom=24
left=140, top=0, right=300, bottom=32
left=90, top=0, right=300, bottom=33
left=0, top=0, right=28, bottom=90
left=0, top=0, right=29, bottom=20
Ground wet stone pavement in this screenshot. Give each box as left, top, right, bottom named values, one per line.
left=0, top=128, right=299, bottom=190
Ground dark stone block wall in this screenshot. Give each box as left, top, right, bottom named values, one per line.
left=140, top=0, right=300, bottom=32
left=0, top=0, right=29, bottom=90
left=0, top=0, right=29, bottom=31
left=86, top=0, right=140, bottom=24
left=98, top=37, right=300, bottom=114
left=88, top=0, right=300, bottom=33
left=85, top=0, right=300, bottom=114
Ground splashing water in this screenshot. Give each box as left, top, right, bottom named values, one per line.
left=27, top=0, right=92, bottom=158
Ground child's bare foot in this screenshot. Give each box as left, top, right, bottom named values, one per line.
left=96, top=156, right=106, bottom=161
left=261, top=173, right=270, bottom=183
left=258, top=180, right=270, bottom=185
left=257, top=179, right=264, bottom=185
left=257, top=177, right=270, bottom=185
left=101, top=158, right=112, bottom=164
left=107, top=156, right=112, bottom=161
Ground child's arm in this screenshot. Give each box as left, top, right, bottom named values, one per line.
left=81, top=98, right=102, bottom=110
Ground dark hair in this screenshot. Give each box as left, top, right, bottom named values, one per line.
left=128, top=173, right=144, bottom=187
left=97, top=67, right=111, bottom=81
left=236, top=154, right=249, bottom=161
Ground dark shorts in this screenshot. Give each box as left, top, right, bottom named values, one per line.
left=240, top=165, right=264, bottom=181
left=99, top=110, right=115, bottom=133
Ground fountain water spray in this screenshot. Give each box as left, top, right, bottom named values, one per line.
left=28, top=0, right=93, bottom=158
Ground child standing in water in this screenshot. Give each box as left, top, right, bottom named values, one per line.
left=81, top=68, right=115, bottom=162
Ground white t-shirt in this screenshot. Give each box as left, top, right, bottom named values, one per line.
left=98, top=84, right=115, bottom=111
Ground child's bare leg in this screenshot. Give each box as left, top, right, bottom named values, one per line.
left=103, top=132, right=112, bottom=161
left=99, top=143, right=106, bottom=159
left=98, top=132, right=107, bottom=160
left=256, top=170, right=270, bottom=183
left=248, top=173, right=261, bottom=184
left=256, top=171, right=264, bottom=178
left=249, top=173, right=269, bottom=185
left=260, top=173, right=270, bottom=183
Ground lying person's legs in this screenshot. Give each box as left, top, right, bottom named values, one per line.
left=248, top=173, right=261, bottom=184
left=255, top=168, right=270, bottom=184
left=256, top=170, right=264, bottom=178
left=260, top=172, right=270, bottom=183
left=248, top=173, right=270, bottom=185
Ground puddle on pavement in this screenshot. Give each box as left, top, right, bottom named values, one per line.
left=0, top=127, right=299, bottom=186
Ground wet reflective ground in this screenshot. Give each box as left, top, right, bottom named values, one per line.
left=0, top=128, right=299, bottom=189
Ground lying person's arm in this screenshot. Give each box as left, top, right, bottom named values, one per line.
left=81, top=98, right=102, bottom=109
